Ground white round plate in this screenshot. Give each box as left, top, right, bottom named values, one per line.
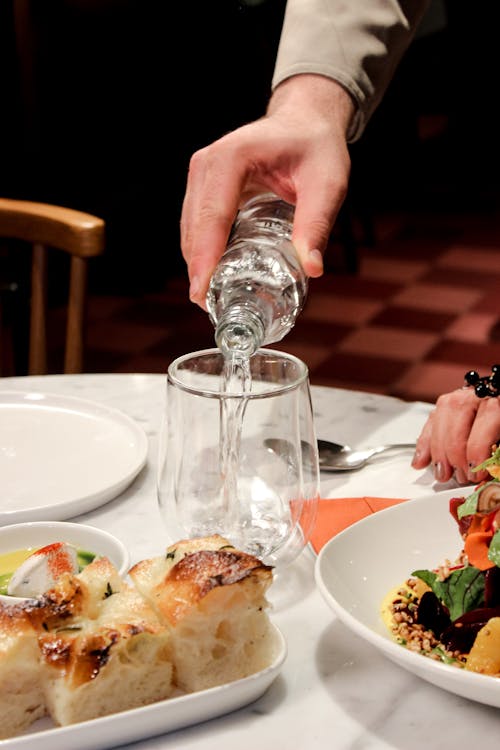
left=0, top=520, right=130, bottom=603
left=0, top=391, right=148, bottom=525
left=314, top=487, right=500, bottom=709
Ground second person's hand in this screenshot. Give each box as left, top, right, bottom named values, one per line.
left=412, top=387, right=500, bottom=485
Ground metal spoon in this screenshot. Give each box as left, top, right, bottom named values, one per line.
left=264, top=438, right=415, bottom=472
left=316, top=439, right=416, bottom=471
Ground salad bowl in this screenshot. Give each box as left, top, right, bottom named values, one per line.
left=315, top=487, right=500, bottom=709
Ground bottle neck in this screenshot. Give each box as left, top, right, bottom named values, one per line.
left=215, top=304, right=266, bottom=359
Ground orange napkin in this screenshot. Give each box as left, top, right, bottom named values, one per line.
left=310, top=496, right=408, bottom=554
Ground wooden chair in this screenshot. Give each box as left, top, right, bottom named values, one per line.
left=0, top=198, right=105, bottom=375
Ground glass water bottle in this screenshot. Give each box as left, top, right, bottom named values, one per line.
left=206, top=193, right=308, bottom=358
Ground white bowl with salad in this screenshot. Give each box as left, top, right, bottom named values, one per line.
left=0, top=521, right=129, bottom=604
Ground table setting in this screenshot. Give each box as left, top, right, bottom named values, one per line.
left=1, top=368, right=500, bottom=749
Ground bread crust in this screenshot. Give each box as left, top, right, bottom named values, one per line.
left=130, top=544, right=272, bottom=625
left=0, top=603, right=46, bottom=738
left=129, top=535, right=274, bottom=692
left=0, top=536, right=275, bottom=736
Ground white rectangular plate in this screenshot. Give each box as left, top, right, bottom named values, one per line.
left=3, top=624, right=286, bottom=749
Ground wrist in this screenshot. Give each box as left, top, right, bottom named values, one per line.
left=267, top=73, right=356, bottom=137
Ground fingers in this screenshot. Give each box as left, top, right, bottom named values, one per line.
left=181, top=119, right=294, bottom=309
left=412, top=388, right=500, bottom=485
left=291, top=140, right=350, bottom=277
left=181, top=140, right=246, bottom=310
left=437, top=392, right=476, bottom=483
left=292, top=174, right=348, bottom=277
left=412, top=412, right=433, bottom=469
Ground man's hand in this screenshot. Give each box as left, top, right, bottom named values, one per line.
left=180, top=74, right=354, bottom=309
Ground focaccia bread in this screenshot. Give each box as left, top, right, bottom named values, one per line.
left=0, top=536, right=276, bottom=739
left=26, top=556, right=173, bottom=727
left=129, top=535, right=274, bottom=692
left=0, top=603, right=46, bottom=739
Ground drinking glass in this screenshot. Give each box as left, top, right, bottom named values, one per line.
left=157, top=348, right=319, bottom=568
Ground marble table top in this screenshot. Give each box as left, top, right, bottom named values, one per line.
left=2, top=373, right=499, bottom=749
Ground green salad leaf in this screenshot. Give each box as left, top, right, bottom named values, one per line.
left=430, top=646, right=463, bottom=666
left=412, top=566, right=485, bottom=621
left=471, top=447, right=500, bottom=473
left=457, top=480, right=499, bottom=519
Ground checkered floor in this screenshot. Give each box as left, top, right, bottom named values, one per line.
left=78, top=209, right=500, bottom=404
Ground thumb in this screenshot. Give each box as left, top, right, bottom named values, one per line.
left=292, top=185, right=348, bottom=277
left=291, top=143, right=350, bottom=275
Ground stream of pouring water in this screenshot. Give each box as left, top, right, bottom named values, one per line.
left=219, top=353, right=292, bottom=559
left=219, top=353, right=251, bottom=545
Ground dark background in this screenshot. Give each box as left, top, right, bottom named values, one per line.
left=0, top=0, right=286, bottom=295
left=0, top=0, right=497, bottom=296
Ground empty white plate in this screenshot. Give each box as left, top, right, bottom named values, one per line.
left=0, top=391, right=148, bottom=525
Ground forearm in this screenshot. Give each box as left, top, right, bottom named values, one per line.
left=272, top=0, right=430, bottom=141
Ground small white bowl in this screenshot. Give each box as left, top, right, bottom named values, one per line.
left=0, top=521, right=130, bottom=604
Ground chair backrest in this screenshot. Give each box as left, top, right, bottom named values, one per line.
left=0, top=198, right=105, bottom=375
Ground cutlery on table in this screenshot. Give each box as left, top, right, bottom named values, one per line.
left=264, top=438, right=416, bottom=472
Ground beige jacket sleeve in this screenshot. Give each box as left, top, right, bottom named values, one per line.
left=272, top=0, right=430, bottom=141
